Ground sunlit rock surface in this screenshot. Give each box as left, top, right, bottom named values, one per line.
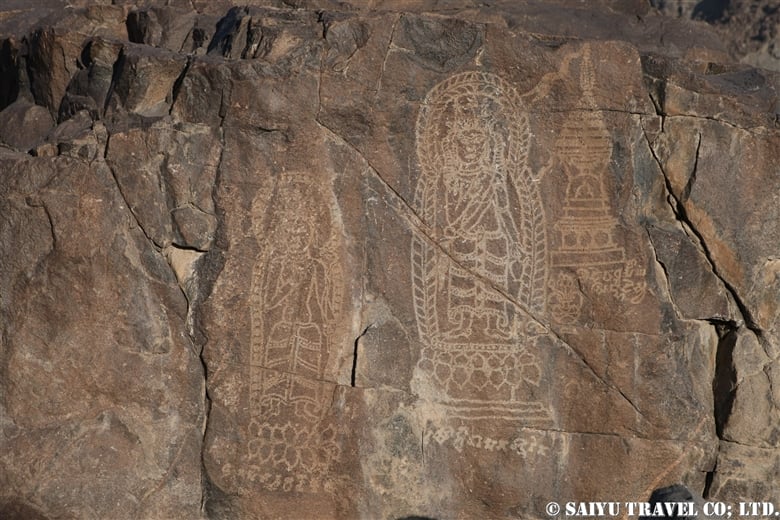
left=1, top=1, right=779, bottom=518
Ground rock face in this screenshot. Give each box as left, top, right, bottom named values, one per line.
left=652, top=0, right=780, bottom=72
left=1, top=1, right=779, bottom=519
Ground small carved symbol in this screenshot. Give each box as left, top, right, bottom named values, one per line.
left=548, top=272, right=582, bottom=325
left=412, top=71, right=552, bottom=426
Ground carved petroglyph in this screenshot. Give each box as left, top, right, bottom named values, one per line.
left=245, top=419, right=342, bottom=493
left=576, top=259, right=646, bottom=302
left=548, top=46, right=646, bottom=324
left=424, top=424, right=551, bottom=456
left=248, top=174, right=344, bottom=492
left=412, top=71, right=552, bottom=427
left=548, top=272, right=582, bottom=325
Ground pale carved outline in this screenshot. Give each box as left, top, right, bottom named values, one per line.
left=412, top=71, right=552, bottom=426
left=423, top=423, right=557, bottom=458
left=548, top=45, right=647, bottom=325
left=247, top=173, right=344, bottom=493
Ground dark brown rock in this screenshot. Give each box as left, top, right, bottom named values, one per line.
left=127, top=6, right=198, bottom=53
left=105, top=122, right=220, bottom=250
left=59, top=38, right=122, bottom=122
left=652, top=0, right=780, bottom=72
left=0, top=98, right=54, bottom=150
left=0, top=152, right=204, bottom=518
left=1, top=1, right=780, bottom=519
left=647, top=223, right=736, bottom=322
left=22, top=6, right=127, bottom=117
left=107, top=43, right=188, bottom=118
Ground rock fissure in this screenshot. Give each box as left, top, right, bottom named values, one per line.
left=543, top=107, right=653, bottom=116
left=703, top=461, right=717, bottom=498
left=199, top=388, right=212, bottom=517
left=315, top=122, right=545, bottom=326
left=374, top=14, right=401, bottom=99
left=168, top=55, right=192, bottom=116
left=195, top=129, right=227, bottom=518
left=351, top=324, right=372, bottom=387
left=711, top=323, right=738, bottom=439
left=248, top=364, right=349, bottom=388
left=139, top=436, right=191, bottom=504
left=645, top=226, right=681, bottom=319
left=644, top=74, right=774, bottom=134
left=680, top=130, right=701, bottom=203
left=158, top=154, right=180, bottom=232
left=643, top=117, right=759, bottom=336
left=641, top=107, right=765, bottom=502
left=103, top=46, right=126, bottom=117
left=104, top=156, right=159, bottom=248
left=762, top=365, right=778, bottom=410
left=3, top=3, right=779, bottom=517
left=666, top=112, right=774, bottom=135
left=316, top=120, right=650, bottom=423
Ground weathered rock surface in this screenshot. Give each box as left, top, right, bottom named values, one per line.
left=1, top=1, right=779, bottom=519
left=652, top=0, right=780, bottom=72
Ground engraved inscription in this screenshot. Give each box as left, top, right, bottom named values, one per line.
left=423, top=423, right=554, bottom=457
left=412, top=71, right=552, bottom=426
left=247, top=174, right=343, bottom=492
left=548, top=46, right=646, bottom=324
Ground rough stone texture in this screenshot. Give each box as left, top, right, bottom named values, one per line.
left=0, top=150, right=204, bottom=518
left=0, top=99, right=54, bottom=150
left=1, top=1, right=779, bottom=519
left=652, top=0, right=780, bottom=71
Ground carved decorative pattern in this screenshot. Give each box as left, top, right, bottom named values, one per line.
left=247, top=174, right=343, bottom=492
left=548, top=46, right=647, bottom=324
left=412, top=71, right=552, bottom=426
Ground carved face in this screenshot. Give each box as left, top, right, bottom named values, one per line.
left=285, top=210, right=313, bottom=254
left=453, top=119, right=493, bottom=167
left=269, top=190, right=317, bottom=256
